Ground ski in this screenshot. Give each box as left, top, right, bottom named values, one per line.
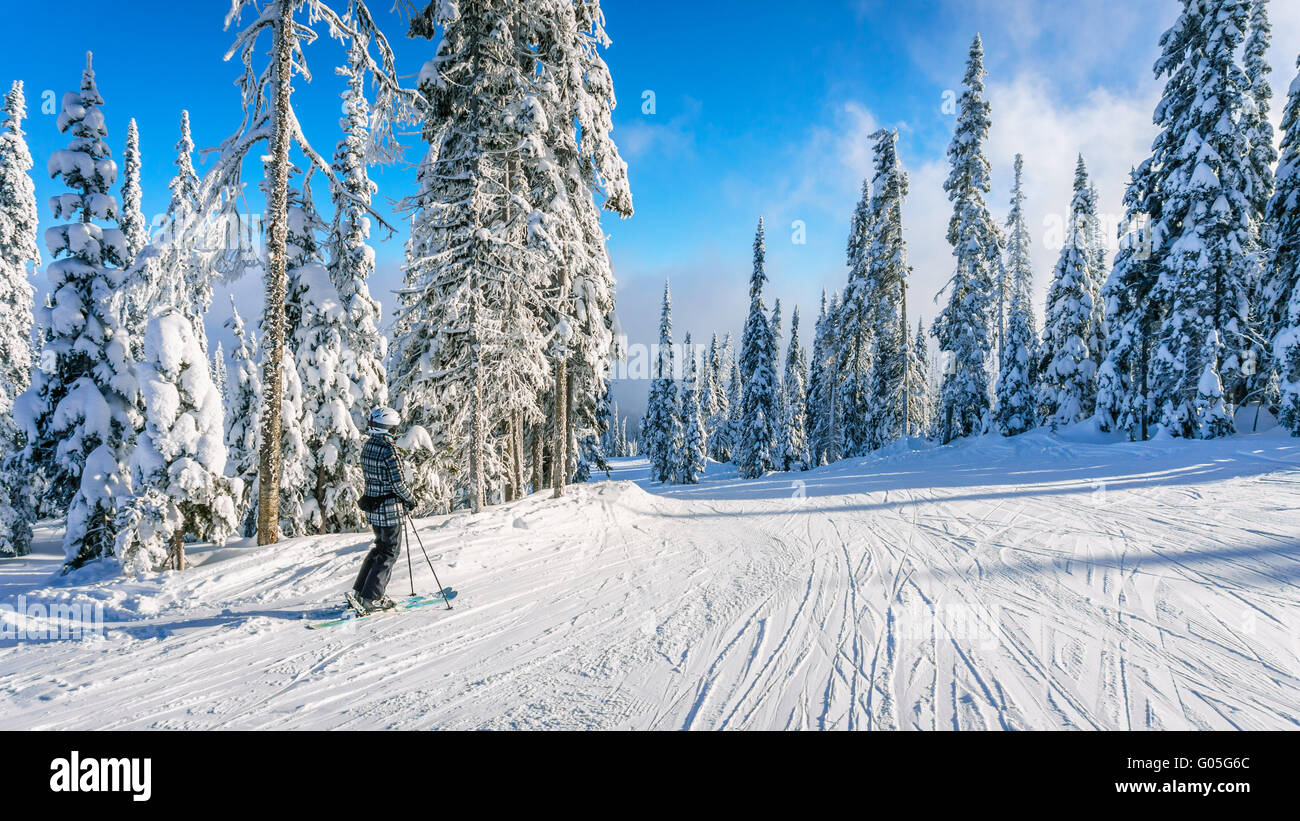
left=305, top=589, right=458, bottom=629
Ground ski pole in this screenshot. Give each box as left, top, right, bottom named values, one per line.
left=406, top=512, right=452, bottom=610
left=403, top=511, right=416, bottom=598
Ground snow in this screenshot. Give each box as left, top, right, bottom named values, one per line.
left=2, top=430, right=1298, bottom=729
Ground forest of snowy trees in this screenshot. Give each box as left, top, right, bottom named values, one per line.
left=636, top=1, right=1300, bottom=487
left=2, top=0, right=1300, bottom=566
left=0, top=0, right=632, bottom=568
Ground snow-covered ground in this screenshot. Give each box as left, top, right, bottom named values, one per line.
left=2, top=428, right=1299, bottom=730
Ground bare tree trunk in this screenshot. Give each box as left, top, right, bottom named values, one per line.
left=171, top=529, right=185, bottom=572
left=254, top=0, right=295, bottom=547
left=531, top=424, right=544, bottom=493
left=552, top=358, right=568, bottom=498
left=511, top=410, right=524, bottom=500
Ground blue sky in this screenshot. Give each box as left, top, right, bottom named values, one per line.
left=3, top=0, right=1299, bottom=421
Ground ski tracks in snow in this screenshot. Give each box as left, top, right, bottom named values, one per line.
left=2, top=433, right=1299, bottom=729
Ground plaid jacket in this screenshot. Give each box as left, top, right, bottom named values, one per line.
left=361, top=431, right=417, bottom=527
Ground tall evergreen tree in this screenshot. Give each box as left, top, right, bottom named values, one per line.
left=119, top=118, right=148, bottom=268
left=398, top=0, right=631, bottom=507
left=1004, top=155, right=1037, bottom=338
left=642, top=281, right=680, bottom=483
left=1243, top=0, right=1277, bottom=225
left=933, top=35, right=1001, bottom=442
left=865, top=128, right=911, bottom=449
left=330, top=20, right=389, bottom=432
left=15, top=53, right=137, bottom=568
left=1265, top=52, right=1300, bottom=426
left=905, top=319, right=934, bottom=437
left=780, top=307, right=811, bottom=470
left=1147, top=0, right=1259, bottom=438
left=122, top=110, right=212, bottom=358
left=736, top=218, right=779, bottom=479
left=1095, top=166, right=1158, bottom=438
left=290, top=183, right=367, bottom=534
left=807, top=291, right=839, bottom=465
left=994, top=154, right=1039, bottom=435
left=1241, top=1, right=1275, bottom=407
left=1039, top=156, right=1104, bottom=428
left=676, top=331, right=707, bottom=484
left=770, top=298, right=786, bottom=459
left=703, top=332, right=732, bottom=461
left=838, top=178, right=875, bottom=457
left=725, top=336, right=743, bottom=463
left=0, top=80, right=40, bottom=557
left=223, top=298, right=261, bottom=534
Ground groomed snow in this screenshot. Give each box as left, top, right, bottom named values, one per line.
left=2, top=428, right=1299, bottom=730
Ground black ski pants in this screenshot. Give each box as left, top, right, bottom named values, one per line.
left=354, top=524, right=402, bottom=600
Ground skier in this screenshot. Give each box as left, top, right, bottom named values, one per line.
left=347, top=407, right=419, bottom=615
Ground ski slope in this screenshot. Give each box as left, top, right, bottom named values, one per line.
left=2, top=428, right=1299, bottom=730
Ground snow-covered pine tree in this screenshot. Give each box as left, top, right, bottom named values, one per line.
left=1276, top=274, right=1300, bottom=432
left=806, top=290, right=838, bottom=465
left=780, top=307, right=810, bottom=470
left=838, top=178, right=876, bottom=457
left=119, top=118, right=148, bottom=269
left=1144, top=0, right=1260, bottom=438
left=1243, top=0, right=1276, bottom=226
left=419, top=0, right=631, bottom=499
left=121, top=110, right=211, bottom=359
left=725, top=337, right=743, bottom=462
left=223, top=298, right=261, bottom=533
left=543, top=1, right=632, bottom=496
left=330, top=20, right=389, bottom=437
left=394, top=30, right=532, bottom=510
left=245, top=181, right=320, bottom=539
left=0, top=80, right=40, bottom=557
left=115, top=311, right=240, bottom=573
left=1039, top=156, right=1103, bottom=429
left=15, top=53, right=137, bottom=568
left=933, top=34, right=1000, bottom=442
left=993, top=154, right=1039, bottom=436
left=1264, top=53, right=1300, bottom=426
left=211, top=343, right=228, bottom=418
left=399, top=0, right=622, bottom=509
left=906, top=319, right=933, bottom=437
left=676, top=331, right=707, bottom=484
left=1095, top=166, right=1158, bottom=438
left=291, top=199, right=366, bottom=534
left=282, top=181, right=363, bottom=536
left=865, top=128, right=910, bottom=449
left=736, top=218, right=779, bottom=479
left=703, top=333, right=732, bottom=461
left=643, top=280, right=680, bottom=483
left=771, top=299, right=786, bottom=461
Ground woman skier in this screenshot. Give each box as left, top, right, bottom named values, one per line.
left=347, top=407, right=419, bottom=614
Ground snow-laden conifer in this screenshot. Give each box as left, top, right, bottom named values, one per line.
left=15, top=54, right=137, bottom=568
left=933, top=35, right=1001, bottom=442
left=736, top=218, right=779, bottom=479
left=115, top=311, right=240, bottom=573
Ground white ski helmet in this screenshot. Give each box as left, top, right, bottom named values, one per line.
left=368, top=406, right=401, bottom=431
